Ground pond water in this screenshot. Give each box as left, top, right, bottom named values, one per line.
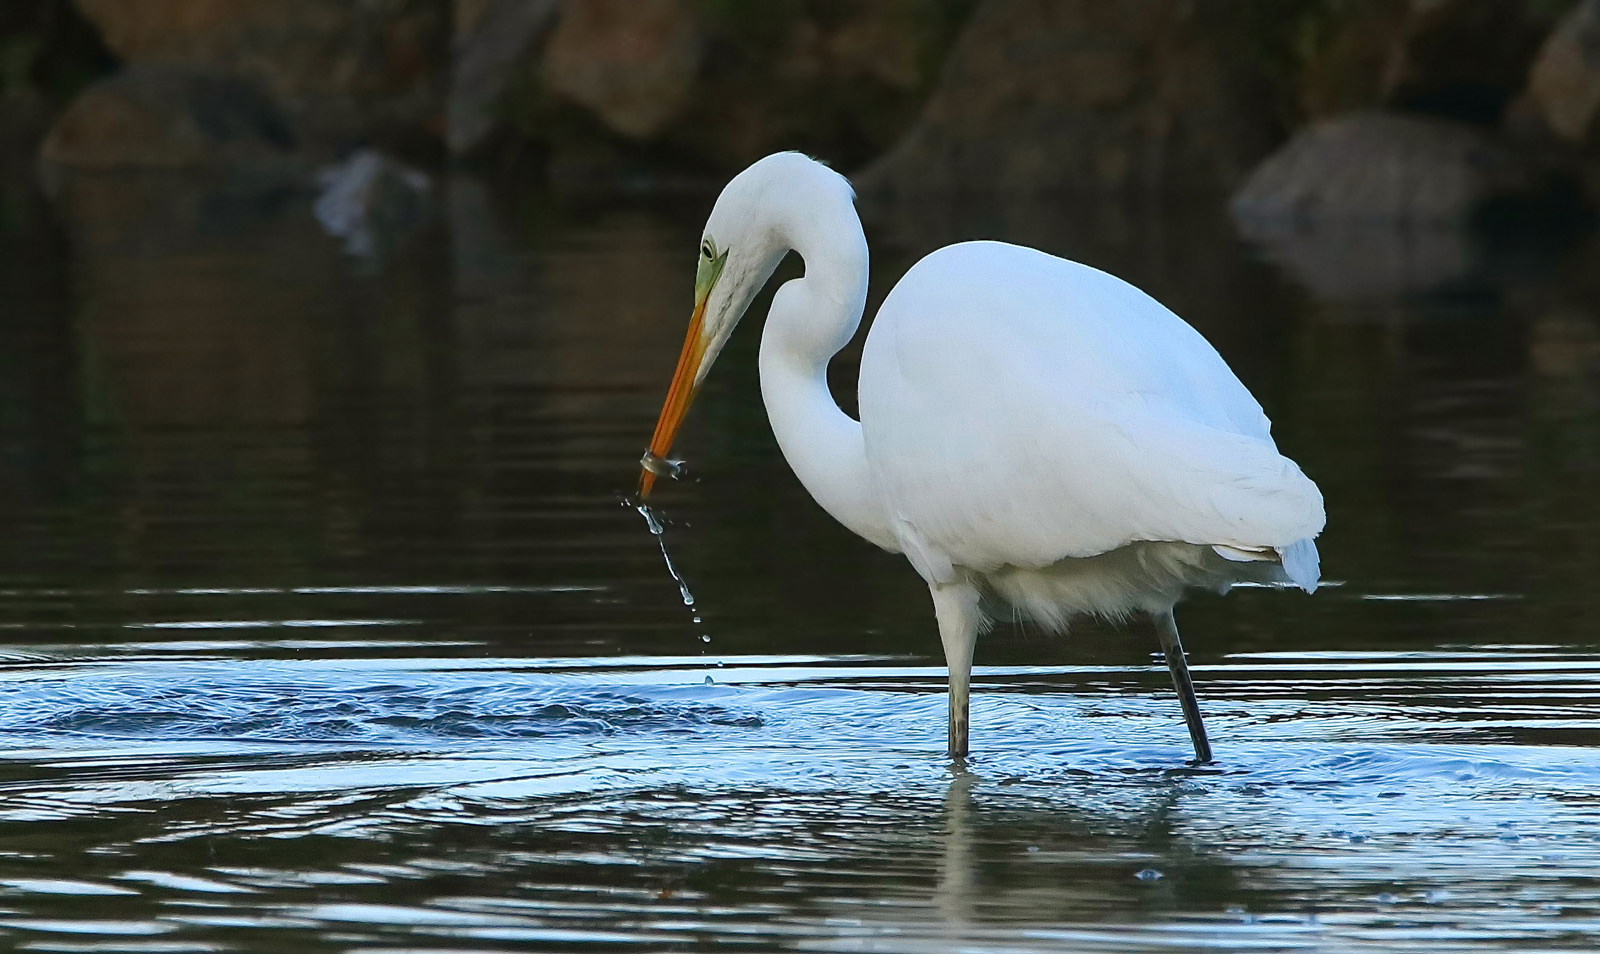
left=2, top=171, right=1600, bottom=952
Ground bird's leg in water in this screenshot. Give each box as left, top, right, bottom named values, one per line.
left=1155, top=609, right=1213, bottom=763
left=931, top=581, right=981, bottom=758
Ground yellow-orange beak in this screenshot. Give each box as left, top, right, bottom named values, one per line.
left=638, top=296, right=709, bottom=498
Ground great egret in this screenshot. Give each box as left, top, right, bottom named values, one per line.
left=639, top=153, right=1323, bottom=762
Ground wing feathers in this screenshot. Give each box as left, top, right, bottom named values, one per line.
left=858, top=241, right=1326, bottom=577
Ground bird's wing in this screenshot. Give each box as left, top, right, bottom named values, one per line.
left=858, top=241, right=1324, bottom=578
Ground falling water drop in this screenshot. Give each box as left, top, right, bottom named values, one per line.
left=636, top=498, right=725, bottom=673
left=638, top=503, right=694, bottom=607
left=639, top=504, right=664, bottom=536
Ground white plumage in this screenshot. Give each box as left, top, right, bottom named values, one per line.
left=862, top=240, right=1322, bottom=610
left=639, top=153, right=1325, bottom=762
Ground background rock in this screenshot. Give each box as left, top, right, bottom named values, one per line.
left=858, top=0, right=1279, bottom=194
left=1231, top=111, right=1565, bottom=224
left=1297, top=0, right=1560, bottom=124
left=0, top=0, right=113, bottom=179
left=69, top=0, right=448, bottom=159
left=675, top=0, right=966, bottom=170
left=1232, top=216, right=1488, bottom=301
left=39, top=65, right=299, bottom=172
left=15, top=0, right=1600, bottom=204
left=447, top=0, right=558, bottom=157
left=1517, top=0, right=1600, bottom=143
left=0, top=0, right=112, bottom=106
left=489, top=0, right=969, bottom=186
left=540, top=0, right=703, bottom=141
left=1293, top=2, right=1408, bottom=122
left=1386, top=0, right=1555, bottom=122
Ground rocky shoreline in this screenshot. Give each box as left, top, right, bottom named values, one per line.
left=6, top=0, right=1600, bottom=226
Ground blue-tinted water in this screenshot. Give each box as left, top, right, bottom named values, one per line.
left=2, top=173, right=1600, bottom=951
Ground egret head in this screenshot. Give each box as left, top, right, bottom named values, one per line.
left=639, top=152, right=849, bottom=496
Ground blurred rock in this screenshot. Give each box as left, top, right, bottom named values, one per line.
left=69, top=0, right=447, bottom=156
left=1388, top=0, right=1553, bottom=122
left=39, top=66, right=299, bottom=172
left=0, top=101, right=50, bottom=185
left=1517, top=0, right=1600, bottom=144
left=1300, top=0, right=1558, bottom=124
left=1296, top=2, right=1408, bottom=121
left=1234, top=216, right=1484, bottom=301
left=0, top=0, right=114, bottom=107
left=674, top=0, right=962, bottom=170
left=487, top=0, right=965, bottom=182
left=448, top=0, right=559, bottom=156
left=1231, top=112, right=1560, bottom=224
left=0, top=0, right=115, bottom=179
left=314, top=148, right=431, bottom=261
left=858, top=0, right=1277, bottom=194
left=540, top=0, right=704, bottom=141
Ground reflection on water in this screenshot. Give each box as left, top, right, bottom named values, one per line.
left=2, top=171, right=1600, bottom=950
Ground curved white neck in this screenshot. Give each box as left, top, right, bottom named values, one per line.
left=757, top=210, right=897, bottom=552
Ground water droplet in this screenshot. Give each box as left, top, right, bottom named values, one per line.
left=637, top=506, right=694, bottom=606
left=700, top=634, right=710, bottom=643
left=1134, top=868, right=1163, bottom=882
left=703, top=675, right=714, bottom=685
left=1376, top=893, right=1397, bottom=904
left=636, top=504, right=664, bottom=536
left=637, top=503, right=700, bottom=627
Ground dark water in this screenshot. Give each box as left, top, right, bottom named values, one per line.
left=3, top=170, right=1600, bottom=952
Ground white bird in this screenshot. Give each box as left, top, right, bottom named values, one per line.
left=638, top=153, right=1324, bottom=762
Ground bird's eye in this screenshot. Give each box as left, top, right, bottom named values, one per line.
left=700, top=240, right=714, bottom=260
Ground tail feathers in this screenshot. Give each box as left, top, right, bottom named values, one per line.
left=1212, top=544, right=1275, bottom=563
left=1276, top=538, right=1321, bottom=593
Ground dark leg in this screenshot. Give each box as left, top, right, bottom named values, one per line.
left=1155, top=610, right=1213, bottom=764
left=931, top=582, right=980, bottom=759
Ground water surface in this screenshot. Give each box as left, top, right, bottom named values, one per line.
left=1, top=174, right=1599, bottom=951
